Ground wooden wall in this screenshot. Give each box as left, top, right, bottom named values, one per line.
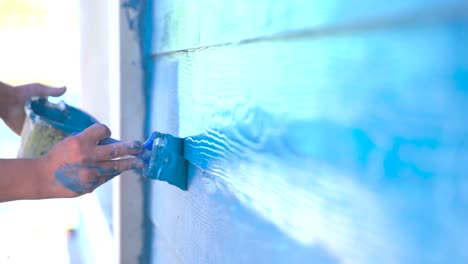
left=146, top=1, right=468, bottom=263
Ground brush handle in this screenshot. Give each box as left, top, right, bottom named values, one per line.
left=70, top=132, right=122, bottom=146
left=99, top=133, right=156, bottom=151
left=71, top=132, right=154, bottom=150
left=98, top=137, right=121, bottom=145
left=98, top=137, right=151, bottom=163
left=70, top=132, right=154, bottom=164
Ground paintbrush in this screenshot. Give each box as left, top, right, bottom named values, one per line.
left=94, top=132, right=188, bottom=190
left=25, top=97, right=188, bottom=190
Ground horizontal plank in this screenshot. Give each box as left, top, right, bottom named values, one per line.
left=151, top=0, right=468, bottom=54
left=150, top=167, right=339, bottom=264
left=149, top=19, right=468, bottom=264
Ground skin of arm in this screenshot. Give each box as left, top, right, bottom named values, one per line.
left=0, top=82, right=143, bottom=202
left=0, top=158, right=46, bottom=201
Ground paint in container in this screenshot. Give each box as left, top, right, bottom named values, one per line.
left=17, top=97, right=97, bottom=158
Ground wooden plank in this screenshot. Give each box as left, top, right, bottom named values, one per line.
left=150, top=167, right=339, bottom=264
left=151, top=0, right=467, bottom=54
left=149, top=16, right=468, bottom=264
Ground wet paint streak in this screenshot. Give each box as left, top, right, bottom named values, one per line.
left=54, top=163, right=120, bottom=195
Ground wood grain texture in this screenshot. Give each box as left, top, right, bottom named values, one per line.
left=148, top=6, right=468, bottom=264
left=151, top=0, right=467, bottom=54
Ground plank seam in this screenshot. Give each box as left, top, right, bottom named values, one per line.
left=151, top=3, right=468, bottom=57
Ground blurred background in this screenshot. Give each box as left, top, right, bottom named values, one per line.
left=0, top=0, right=98, bottom=263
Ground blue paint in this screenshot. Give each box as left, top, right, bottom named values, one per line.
left=145, top=132, right=188, bottom=190
left=54, top=163, right=120, bottom=195
left=151, top=165, right=341, bottom=264
left=122, top=0, right=155, bottom=129
left=28, top=97, right=97, bottom=134
left=152, top=0, right=468, bottom=54
left=383, top=137, right=439, bottom=180
left=147, top=11, right=468, bottom=264
left=94, top=131, right=188, bottom=189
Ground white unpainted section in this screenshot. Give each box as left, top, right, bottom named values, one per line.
left=79, top=0, right=145, bottom=263
left=116, top=0, right=146, bottom=263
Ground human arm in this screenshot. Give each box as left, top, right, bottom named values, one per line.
left=0, top=81, right=66, bottom=135
left=0, top=158, right=46, bottom=201
left=0, top=124, right=144, bottom=202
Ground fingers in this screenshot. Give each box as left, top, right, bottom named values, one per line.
left=95, top=140, right=144, bottom=160
left=97, top=158, right=144, bottom=175
left=50, top=158, right=143, bottom=197
left=92, top=174, right=119, bottom=191
left=19, top=83, right=66, bottom=98
left=87, top=158, right=143, bottom=192
left=80, top=124, right=111, bottom=143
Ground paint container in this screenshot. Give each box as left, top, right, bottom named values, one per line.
left=17, top=97, right=97, bottom=158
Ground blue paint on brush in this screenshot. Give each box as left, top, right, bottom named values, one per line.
left=144, top=132, right=188, bottom=190
left=96, top=131, right=188, bottom=190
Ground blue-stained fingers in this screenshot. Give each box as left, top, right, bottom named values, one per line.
left=96, top=140, right=144, bottom=159
left=98, top=158, right=144, bottom=174
left=54, top=159, right=144, bottom=195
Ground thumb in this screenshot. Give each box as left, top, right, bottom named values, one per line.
left=79, top=124, right=112, bottom=144
left=46, top=85, right=67, bottom=97
left=20, top=83, right=66, bottom=98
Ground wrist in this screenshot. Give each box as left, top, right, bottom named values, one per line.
left=34, top=155, right=56, bottom=199
left=23, top=158, right=49, bottom=200
left=0, top=158, right=48, bottom=202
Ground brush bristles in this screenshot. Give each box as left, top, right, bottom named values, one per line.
left=143, top=132, right=188, bottom=190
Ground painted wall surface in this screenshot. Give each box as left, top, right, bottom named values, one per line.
left=144, top=1, right=468, bottom=263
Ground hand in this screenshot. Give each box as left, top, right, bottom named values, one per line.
left=38, top=124, right=144, bottom=198
left=0, top=82, right=66, bottom=135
